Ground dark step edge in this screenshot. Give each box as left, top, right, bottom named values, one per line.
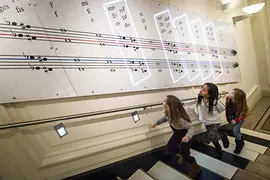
left=64, top=145, right=164, bottom=180
left=232, top=169, right=268, bottom=180
left=161, top=155, right=225, bottom=180
left=220, top=124, right=270, bottom=147
left=191, top=140, right=249, bottom=169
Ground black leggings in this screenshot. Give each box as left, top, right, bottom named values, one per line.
left=165, top=126, right=195, bottom=164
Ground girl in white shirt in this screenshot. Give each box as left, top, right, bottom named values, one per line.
left=197, top=83, right=229, bottom=154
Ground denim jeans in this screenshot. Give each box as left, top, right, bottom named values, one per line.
left=232, top=120, right=245, bottom=140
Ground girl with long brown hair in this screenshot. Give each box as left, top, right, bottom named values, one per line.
left=152, top=95, right=201, bottom=178
left=226, top=88, right=249, bottom=154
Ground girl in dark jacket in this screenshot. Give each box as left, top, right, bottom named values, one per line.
left=226, top=88, right=249, bottom=154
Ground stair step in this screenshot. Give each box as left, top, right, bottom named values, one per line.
left=243, top=98, right=270, bottom=130
left=227, top=136, right=267, bottom=154
left=241, top=128, right=270, bottom=142
left=127, top=169, right=154, bottom=180
left=208, top=135, right=267, bottom=161
left=265, top=148, right=270, bottom=156
left=161, top=153, right=225, bottom=180
left=255, top=154, right=270, bottom=167
left=245, top=161, right=270, bottom=180
left=232, top=169, right=268, bottom=180
left=148, top=161, right=192, bottom=180
left=190, top=149, right=238, bottom=179
left=209, top=139, right=259, bottom=161
left=191, top=141, right=249, bottom=169
left=223, top=125, right=270, bottom=147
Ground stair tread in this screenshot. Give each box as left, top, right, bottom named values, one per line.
left=227, top=136, right=267, bottom=154
left=255, top=154, right=270, bottom=167
left=192, top=141, right=249, bottom=169
left=232, top=169, right=267, bottom=180
left=209, top=139, right=259, bottom=161
left=128, top=169, right=154, bottom=180
left=223, top=125, right=270, bottom=147
left=161, top=153, right=225, bottom=180
left=148, top=161, right=192, bottom=180
left=265, top=148, right=270, bottom=156
left=241, top=128, right=270, bottom=142
left=245, top=161, right=270, bottom=180
left=190, top=149, right=238, bottom=179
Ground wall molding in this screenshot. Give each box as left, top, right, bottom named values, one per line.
left=246, top=84, right=259, bottom=99
left=47, top=123, right=205, bottom=180
left=262, top=88, right=270, bottom=96
left=39, top=107, right=201, bottom=169
left=246, top=84, right=262, bottom=110
left=40, top=120, right=202, bottom=169
left=0, top=83, right=261, bottom=179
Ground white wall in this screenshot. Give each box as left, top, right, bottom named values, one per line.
left=247, top=0, right=270, bottom=96
left=0, top=0, right=262, bottom=180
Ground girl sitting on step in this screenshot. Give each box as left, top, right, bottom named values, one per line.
left=152, top=95, right=201, bottom=178
left=196, top=83, right=229, bottom=154
left=226, top=88, right=249, bottom=154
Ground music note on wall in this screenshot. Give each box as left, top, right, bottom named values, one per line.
left=154, top=10, right=187, bottom=83
left=0, top=0, right=241, bottom=105
left=60, top=28, right=67, bottom=33
left=103, top=0, right=151, bottom=86
left=130, top=38, right=136, bottom=42
left=106, top=60, right=116, bottom=72
left=73, top=58, right=85, bottom=71
left=22, top=53, right=53, bottom=73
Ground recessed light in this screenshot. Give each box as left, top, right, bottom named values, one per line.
left=54, top=123, right=68, bottom=138
left=131, top=111, right=140, bottom=123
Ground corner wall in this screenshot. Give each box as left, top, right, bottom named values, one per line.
left=248, top=0, right=270, bottom=96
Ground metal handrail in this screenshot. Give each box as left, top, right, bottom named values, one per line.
left=0, top=92, right=228, bottom=130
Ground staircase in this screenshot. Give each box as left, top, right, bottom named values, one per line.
left=122, top=128, right=270, bottom=180
left=67, top=101, right=270, bottom=180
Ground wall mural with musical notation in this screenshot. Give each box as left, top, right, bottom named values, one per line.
left=0, top=0, right=240, bottom=103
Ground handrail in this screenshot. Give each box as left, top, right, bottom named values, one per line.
left=0, top=92, right=228, bottom=130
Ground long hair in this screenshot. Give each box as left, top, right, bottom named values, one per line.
left=165, top=95, right=191, bottom=125
left=197, top=83, right=219, bottom=115
left=233, top=88, right=249, bottom=117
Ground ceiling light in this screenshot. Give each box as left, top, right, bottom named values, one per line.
left=220, top=0, right=231, bottom=4
left=242, top=3, right=265, bottom=14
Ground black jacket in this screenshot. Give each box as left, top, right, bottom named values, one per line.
left=225, top=97, right=236, bottom=123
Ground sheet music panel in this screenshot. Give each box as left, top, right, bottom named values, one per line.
left=0, top=0, right=240, bottom=103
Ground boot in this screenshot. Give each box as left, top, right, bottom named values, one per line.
left=234, top=136, right=244, bottom=154
left=176, top=154, right=183, bottom=164
left=213, top=141, right=222, bottom=157
left=188, top=159, right=201, bottom=178
left=221, top=133, right=229, bottom=148
left=241, top=136, right=245, bottom=146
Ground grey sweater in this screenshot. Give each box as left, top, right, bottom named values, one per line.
left=156, top=116, right=194, bottom=139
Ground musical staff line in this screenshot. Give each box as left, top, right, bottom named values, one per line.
left=0, top=22, right=236, bottom=56
left=0, top=55, right=238, bottom=72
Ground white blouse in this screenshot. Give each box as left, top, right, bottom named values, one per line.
left=197, top=100, right=225, bottom=125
